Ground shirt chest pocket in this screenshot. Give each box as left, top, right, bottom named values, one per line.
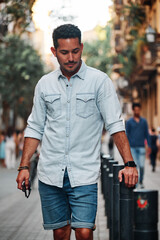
left=76, top=93, right=95, bottom=118
left=45, top=94, right=61, bottom=119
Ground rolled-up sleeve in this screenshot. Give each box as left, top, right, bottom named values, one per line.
left=97, top=76, right=125, bottom=135
left=25, top=80, right=46, bottom=140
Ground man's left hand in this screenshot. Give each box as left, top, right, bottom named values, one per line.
left=118, top=167, right=138, bottom=188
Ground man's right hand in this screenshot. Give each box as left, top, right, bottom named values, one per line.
left=16, top=169, right=30, bottom=190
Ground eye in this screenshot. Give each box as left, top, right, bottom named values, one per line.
left=60, top=51, right=68, bottom=55
left=73, top=49, right=79, bottom=54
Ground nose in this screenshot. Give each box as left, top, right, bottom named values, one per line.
left=68, top=52, right=74, bottom=62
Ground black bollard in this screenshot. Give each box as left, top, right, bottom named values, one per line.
left=106, top=160, right=117, bottom=222
left=103, top=156, right=114, bottom=217
left=112, top=164, right=124, bottom=240
left=107, top=160, right=118, bottom=240
left=100, top=154, right=111, bottom=196
left=120, top=176, right=134, bottom=240
left=133, top=190, right=158, bottom=240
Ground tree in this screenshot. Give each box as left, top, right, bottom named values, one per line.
left=0, top=35, right=44, bottom=128
left=116, top=3, right=146, bottom=80
left=83, top=25, right=113, bottom=76
left=0, top=0, right=35, bottom=38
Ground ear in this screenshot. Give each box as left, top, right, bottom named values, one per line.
left=51, top=47, right=57, bottom=57
left=81, top=43, right=84, bottom=51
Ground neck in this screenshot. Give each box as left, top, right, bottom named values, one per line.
left=61, top=61, right=82, bottom=80
left=134, top=116, right=140, bottom=122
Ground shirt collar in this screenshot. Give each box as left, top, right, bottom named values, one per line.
left=57, top=60, right=86, bottom=80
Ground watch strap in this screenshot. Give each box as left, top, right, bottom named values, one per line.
left=125, top=161, right=137, bottom=167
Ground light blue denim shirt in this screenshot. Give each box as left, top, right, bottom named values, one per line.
left=25, top=61, right=125, bottom=187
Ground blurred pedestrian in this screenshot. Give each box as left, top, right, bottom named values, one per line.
left=157, top=126, right=160, bottom=160
left=30, top=144, right=40, bottom=187
left=149, top=128, right=158, bottom=172
left=5, top=127, right=16, bottom=169
left=126, top=102, right=151, bottom=188
left=17, top=130, right=24, bottom=161
left=16, top=24, right=138, bottom=240
left=108, top=135, right=114, bottom=158
left=0, top=131, right=6, bottom=167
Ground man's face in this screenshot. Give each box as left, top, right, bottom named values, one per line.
left=133, top=106, right=141, bottom=118
left=51, top=38, right=83, bottom=78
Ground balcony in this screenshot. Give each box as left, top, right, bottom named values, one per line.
left=114, top=0, right=123, bottom=14
left=140, top=0, right=156, bottom=6
left=132, top=44, right=157, bottom=83
left=114, top=23, right=121, bottom=30
left=115, top=0, right=123, bottom=4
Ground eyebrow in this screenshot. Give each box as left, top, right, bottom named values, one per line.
left=59, top=47, right=80, bottom=52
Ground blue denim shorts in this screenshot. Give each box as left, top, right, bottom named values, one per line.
left=38, top=169, right=97, bottom=230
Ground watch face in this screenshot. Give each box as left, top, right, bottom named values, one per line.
left=125, top=161, right=136, bottom=167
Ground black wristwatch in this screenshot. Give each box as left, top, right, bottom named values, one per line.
left=125, top=161, right=137, bottom=167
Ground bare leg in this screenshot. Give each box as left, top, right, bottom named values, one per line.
left=53, top=225, right=71, bottom=240
left=75, top=228, right=93, bottom=240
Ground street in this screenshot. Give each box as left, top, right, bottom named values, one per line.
left=0, top=156, right=159, bottom=240
left=0, top=160, right=108, bottom=240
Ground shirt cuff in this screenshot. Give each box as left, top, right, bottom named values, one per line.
left=24, top=126, right=43, bottom=141
left=107, top=120, right=125, bottom=135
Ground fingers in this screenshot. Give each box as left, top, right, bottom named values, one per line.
left=118, top=170, right=123, bottom=182
left=25, top=178, right=29, bottom=190
left=119, top=167, right=138, bottom=188
left=16, top=170, right=29, bottom=190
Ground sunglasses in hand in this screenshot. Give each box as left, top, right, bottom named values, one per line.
left=22, top=180, right=31, bottom=198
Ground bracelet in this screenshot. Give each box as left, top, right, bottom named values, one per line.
left=17, top=166, right=29, bottom=171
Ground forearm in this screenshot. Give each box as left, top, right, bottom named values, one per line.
left=19, top=137, right=40, bottom=167
left=112, top=131, right=133, bottom=164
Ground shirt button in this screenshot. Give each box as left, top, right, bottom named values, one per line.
left=67, top=100, right=70, bottom=103
left=66, top=134, right=69, bottom=137
left=62, top=169, right=64, bottom=171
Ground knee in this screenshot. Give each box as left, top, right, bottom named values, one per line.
left=53, top=225, right=71, bottom=240
left=75, top=228, right=93, bottom=240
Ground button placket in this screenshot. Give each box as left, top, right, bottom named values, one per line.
left=65, top=80, right=72, bottom=160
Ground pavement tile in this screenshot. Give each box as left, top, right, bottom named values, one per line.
left=0, top=155, right=159, bottom=240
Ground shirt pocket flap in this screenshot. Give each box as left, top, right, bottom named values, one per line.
left=45, top=94, right=61, bottom=103
left=76, top=93, right=95, bottom=103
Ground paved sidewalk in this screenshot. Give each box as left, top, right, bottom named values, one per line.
left=0, top=155, right=159, bottom=240
left=0, top=164, right=108, bottom=240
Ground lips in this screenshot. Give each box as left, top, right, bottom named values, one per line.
left=67, top=64, right=75, bottom=67
left=65, top=62, right=76, bottom=67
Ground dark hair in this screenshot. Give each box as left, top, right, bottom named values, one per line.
left=52, top=24, right=81, bottom=49
left=6, top=126, right=15, bottom=137
left=132, top=102, right=141, bottom=110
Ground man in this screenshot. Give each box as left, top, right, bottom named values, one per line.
left=126, top=102, right=150, bottom=188
left=16, top=24, right=138, bottom=240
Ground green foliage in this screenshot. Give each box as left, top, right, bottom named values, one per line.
left=0, top=35, right=44, bottom=121
left=124, top=3, right=146, bottom=28
left=117, top=37, right=146, bottom=79
left=115, top=3, right=146, bottom=80
left=83, top=26, right=113, bottom=75
left=0, top=0, right=35, bottom=35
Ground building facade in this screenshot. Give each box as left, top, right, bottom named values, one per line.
left=112, top=0, right=160, bottom=130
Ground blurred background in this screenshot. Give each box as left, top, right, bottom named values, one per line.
left=0, top=1, right=160, bottom=239
left=0, top=0, right=160, bottom=132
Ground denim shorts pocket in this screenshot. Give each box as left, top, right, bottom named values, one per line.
left=45, top=94, right=61, bottom=119
left=76, top=93, right=95, bottom=118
